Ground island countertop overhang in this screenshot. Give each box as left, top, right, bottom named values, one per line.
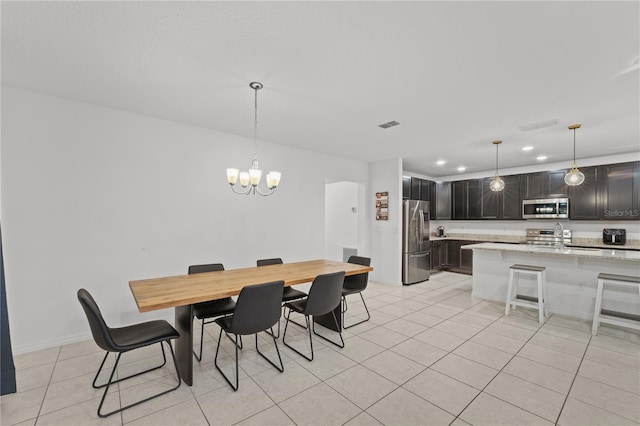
left=461, top=242, right=640, bottom=262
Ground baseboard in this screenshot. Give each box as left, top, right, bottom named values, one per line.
left=12, top=312, right=175, bottom=356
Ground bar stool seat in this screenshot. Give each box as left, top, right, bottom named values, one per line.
left=592, top=273, right=640, bottom=336
left=505, top=264, right=548, bottom=324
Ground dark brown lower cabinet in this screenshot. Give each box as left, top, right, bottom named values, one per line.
left=439, top=240, right=473, bottom=275
left=430, top=241, right=444, bottom=271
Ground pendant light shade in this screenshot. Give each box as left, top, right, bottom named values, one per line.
left=564, top=124, right=585, bottom=186
left=490, top=140, right=505, bottom=192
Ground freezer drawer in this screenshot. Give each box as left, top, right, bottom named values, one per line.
left=403, top=251, right=430, bottom=285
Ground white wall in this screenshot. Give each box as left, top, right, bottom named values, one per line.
left=1, top=86, right=370, bottom=354
left=325, top=182, right=358, bottom=261
left=369, top=158, right=403, bottom=285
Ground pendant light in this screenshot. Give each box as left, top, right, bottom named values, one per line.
left=564, top=124, right=585, bottom=186
left=226, top=82, right=281, bottom=196
left=489, top=140, right=505, bottom=192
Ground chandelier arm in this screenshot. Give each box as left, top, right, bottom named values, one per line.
left=254, top=186, right=276, bottom=196
left=229, top=184, right=252, bottom=195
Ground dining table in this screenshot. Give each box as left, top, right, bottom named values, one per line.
left=129, top=259, right=373, bottom=385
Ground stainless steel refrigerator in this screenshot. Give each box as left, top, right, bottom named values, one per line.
left=402, top=200, right=430, bottom=285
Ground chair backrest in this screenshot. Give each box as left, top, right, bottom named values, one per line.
left=343, top=256, right=371, bottom=291
left=188, top=263, right=224, bottom=274
left=77, top=289, right=117, bottom=352
left=256, top=258, right=283, bottom=267
left=229, top=281, right=284, bottom=335
left=304, top=271, right=346, bottom=316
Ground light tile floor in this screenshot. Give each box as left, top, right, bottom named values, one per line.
left=2, top=272, right=639, bottom=425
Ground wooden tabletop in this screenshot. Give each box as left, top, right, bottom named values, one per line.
left=129, top=259, right=373, bottom=312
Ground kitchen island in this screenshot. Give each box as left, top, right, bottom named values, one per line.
left=464, top=243, right=640, bottom=321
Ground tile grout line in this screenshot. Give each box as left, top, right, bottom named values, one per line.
left=33, top=345, right=62, bottom=425
left=553, top=334, right=592, bottom=425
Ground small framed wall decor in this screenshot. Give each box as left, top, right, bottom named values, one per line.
left=375, top=192, right=388, bottom=220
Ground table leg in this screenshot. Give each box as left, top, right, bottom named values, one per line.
left=314, top=302, right=342, bottom=332
left=174, top=305, right=193, bottom=386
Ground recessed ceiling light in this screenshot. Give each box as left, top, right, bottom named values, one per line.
left=436, top=160, right=446, bottom=166
left=536, top=155, right=548, bottom=161
left=522, top=146, right=534, bottom=151
left=457, top=166, right=466, bottom=172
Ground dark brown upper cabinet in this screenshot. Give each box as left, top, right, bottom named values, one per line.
left=568, top=166, right=599, bottom=220
left=480, top=175, right=522, bottom=220
left=599, top=162, right=640, bottom=220
left=522, top=170, right=568, bottom=199
left=452, top=179, right=480, bottom=220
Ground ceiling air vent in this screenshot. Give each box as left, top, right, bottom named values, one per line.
left=379, top=120, right=400, bottom=129
left=518, top=119, right=558, bottom=132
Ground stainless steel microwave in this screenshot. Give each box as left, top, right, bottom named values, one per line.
left=522, top=198, right=569, bottom=219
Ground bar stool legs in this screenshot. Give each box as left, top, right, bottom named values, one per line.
left=592, top=273, right=640, bottom=336
left=505, top=264, right=548, bottom=324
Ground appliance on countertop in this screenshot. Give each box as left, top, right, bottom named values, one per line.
left=436, top=226, right=445, bottom=237
left=522, top=197, right=569, bottom=219
left=603, top=229, right=626, bottom=245
left=402, top=200, right=430, bottom=285
left=524, top=228, right=572, bottom=247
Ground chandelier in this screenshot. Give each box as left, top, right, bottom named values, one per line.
left=564, top=124, right=585, bottom=186
left=226, top=82, right=281, bottom=196
left=489, top=140, right=505, bottom=192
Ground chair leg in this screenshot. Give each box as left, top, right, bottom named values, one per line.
left=93, top=342, right=167, bottom=389
left=256, top=330, right=284, bottom=373
left=214, top=328, right=240, bottom=391
left=96, top=341, right=181, bottom=418
left=343, top=293, right=371, bottom=329
left=195, top=318, right=242, bottom=362
left=282, top=310, right=314, bottom=361
left=312, top=310, right=345, bottom=349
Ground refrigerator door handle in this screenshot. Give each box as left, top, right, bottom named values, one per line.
left=418, top=210, right=425, bottom=250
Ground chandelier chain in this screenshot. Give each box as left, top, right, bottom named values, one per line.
left=253, top=85, right=258, bottom=161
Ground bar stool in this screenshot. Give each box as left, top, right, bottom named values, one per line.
left=505, top=264, right=548, bottom=323
left=592, top=273, right=640, bottom=336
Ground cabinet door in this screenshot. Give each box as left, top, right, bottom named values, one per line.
left=434, top=182, right=451, bottom=219
left=452, top=181, right=466, bottom=219
left=402, top=176, right=411, bottom=200
left=600, top=162, right=640, bottom=220
left=430, top=241, right=442, bottom=270
left=411, top=178, right=422, bottom=200
left=466, top=180, right=481, bottom=219
left=547, top=170, right=568, bottom=196
left=480, top=178, right=500, bottom=219
left=522, top=172, right=544, bottom=199
left=445, top=240, right=459, bottom=267
left=501, top=175, right=522, bottom=219
left=420, top=179, right=433, bottom=202
left=568, top=166, right=599, bottom=220
left=460, top=242, right=473, bottom=273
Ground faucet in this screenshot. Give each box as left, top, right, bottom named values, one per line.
left=554, top=222, right=564, bottom=248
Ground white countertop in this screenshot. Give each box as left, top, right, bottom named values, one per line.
left=462, top=242, right=640, bottom=262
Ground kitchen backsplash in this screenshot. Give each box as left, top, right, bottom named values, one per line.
left=430, top=220, right=640, bottom=248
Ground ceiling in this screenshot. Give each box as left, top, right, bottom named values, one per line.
left=2, top=1, right=638, bottom=178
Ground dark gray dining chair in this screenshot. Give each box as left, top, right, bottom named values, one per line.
left=214, top=280, right=285, bottom=391
left=341, top=256, right=372, bottom=329
left=188, top=263, right=239, bottom=361
left=77, top=289, right=181, bottom=418
left=257, top=258, right=307, bottom=337
left=282, top=271, right=346, bottom=361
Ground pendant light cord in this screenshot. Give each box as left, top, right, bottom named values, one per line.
left=253, top=86, right=259, bottom=161
left=495, top=143, right=499, bottom=176
left=572, top=128, right=576, bottom=166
